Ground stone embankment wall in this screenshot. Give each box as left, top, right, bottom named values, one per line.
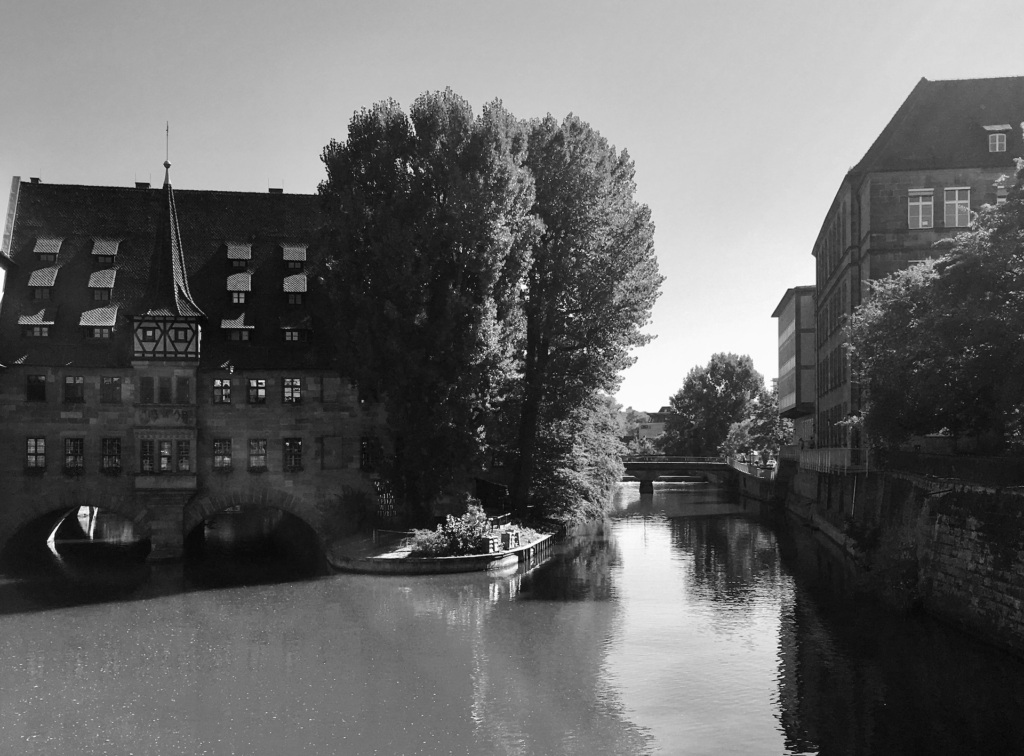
left=784, top=468, right=1024, bottom=657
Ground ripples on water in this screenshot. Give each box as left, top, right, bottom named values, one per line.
left=1, top=483, right=1023, bottom=755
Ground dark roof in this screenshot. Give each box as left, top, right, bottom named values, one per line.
left=0, top=178, right=329, bottom=368
left=850, top=76, right=1024, bottom=176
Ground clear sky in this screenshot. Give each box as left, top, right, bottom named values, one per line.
left=2, top=0, right=1022, bottom=411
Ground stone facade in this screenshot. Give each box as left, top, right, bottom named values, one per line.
left=0, top=172, right=383, bottom=558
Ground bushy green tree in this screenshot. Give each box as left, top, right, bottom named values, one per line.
left=659, top=353, right=764, bottom=457
left=509, top=115, right=662, bottom=514
left=848, top=163, right=1024, bottom=452
left=318, top=91, right=538, bottom=509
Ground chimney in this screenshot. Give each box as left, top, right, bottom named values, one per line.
left=29, top=177, right=40, bottom=184
left=136, top=182, right=150, bottom=189
left=268, top=187, right=283, bottom=194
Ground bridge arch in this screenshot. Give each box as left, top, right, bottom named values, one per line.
left=182, top=489, right=324, bottom=546
left=0, top=489, right=150, bottom=556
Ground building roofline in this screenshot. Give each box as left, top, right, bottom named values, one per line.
left=772, top=285, right=815, bottom=318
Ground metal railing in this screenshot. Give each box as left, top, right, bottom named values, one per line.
left=623, top=455, right=726, bottom=463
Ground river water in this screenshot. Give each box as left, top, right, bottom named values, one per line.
left=2, top=482, right=1024, bottom=755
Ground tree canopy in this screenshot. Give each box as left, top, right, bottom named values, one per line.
left=318, top=92, right=662, bottom=520
left=658, top=353, right=765, bottom=457
left=848, top=163, right=1024, bottom=453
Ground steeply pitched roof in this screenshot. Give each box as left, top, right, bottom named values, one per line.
left=850, top=76, right=1024, bottom=177
left=142, top=167, right=204, bottom=319
left=0, top=177, right=327, bottom=368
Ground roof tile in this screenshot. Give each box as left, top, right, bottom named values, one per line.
left=283, top=273, right=307, bottom=293
left=28, top=267, right=59, bottom=287
left=88, top=269, right=116, bottom=289
left=227, top=272, right=252, bottom=292
left=79, top=306, right=118, bottom=327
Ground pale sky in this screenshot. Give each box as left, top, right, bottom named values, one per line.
left=2, top=0, right=1022, bottom=410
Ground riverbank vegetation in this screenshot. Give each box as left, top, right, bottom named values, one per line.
left=848, top=163, right=1024, bottom=454
left=658, top=353, right=790, bottom=458
left=406, top=503, right=545, bottom=558
left=318, top=90, right=662, bottom=524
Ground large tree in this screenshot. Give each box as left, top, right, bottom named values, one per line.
left=659, top=353, right=764, bottom=457
left=508, top=115, right=663, bottom=514
left=318, top=91, right=538, bottom=510
left=848, top=164, right=1024, bottom=452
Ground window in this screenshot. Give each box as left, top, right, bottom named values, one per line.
left=101, top=376, right=122, bottom=403
left=248, top=379, right=266, bottom=404
left=908, top=191, right=933, bottom=229
left=990, top=133, right=1006, bottom=152
left=248, top=439, right=268, bottom=471
left=26, top=438, right=45, bottom=469
left=140, top=440, right=154, bottom=472
left=214, top=378, right=231, bottom=403
left=64, top=438, right=84, bottom=473
left=177, top=440, right=190, bottom=472
left=231, top=291, right=246, bottom=304
left=101, top=438, right=121, bottom=473
left=284, top=438, right=302, bottom=471
left=27, top=375, right=46, bottom=402
left=944, top=188, right=970, bottom=228
left=213, top=439, right=232, bottom=470
left=286, top=260, right=303, bottom=271
left=230, top=259, right=247, bottom=269
left=140, top=377, right=155, bottom=404
left=32, top=287, right=51, bottom=300
left=176, top=377, right=191, bottom=404
left=172, top=327, right=189, bottom=341
left=88, top=327, right=112, bottom=339
left=284, top=329, right=308, bottom=343
left=23, top=326, right=49, bottom=337
left=141, top=327, right=157, bottom=342
left=159, top=441, right=172, bottom=472
left=95, top=255, right=114, bottom=266
left=158, top=377, right=172, bottom=404
left=228, top=330, right=250, bottom=342
left=37, top=252, right=56, bottom=264
left=283, top=378, right=302, bottom=404
left=287, top=293, right=303, bottom=305
left=93, top=288, right=110, bottom=302
left=64, top=376, right=84, bottom=403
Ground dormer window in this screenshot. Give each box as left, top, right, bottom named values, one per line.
left=33, top=237, right=62, bottom=263
left=984, top=124, right=1011, bottom=153
left=282, top=243, right=307, bottom=271
left=93, top=289, right=110, bottom=302
left=23, top=325, right=49, bottom=337
left=287, top=293, right=303, bottom=305
left=81, top=306, right=117, bottom=338
left=87, top=327, right=112, bottom=339
left=221, top=313, right=254, bottom=343
left=227, top=272, right=251, bottom=305
left=227, top=242, right=252, bottom=270
left=28, top=267, right=58, bottom=299
left=89, top=269, right=115, bottom=302
left=91, top=239, right=120, bottom=267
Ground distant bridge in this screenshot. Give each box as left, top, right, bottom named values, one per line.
left=622, top=456, right=732, bottom=493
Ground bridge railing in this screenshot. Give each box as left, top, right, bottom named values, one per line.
left=623, top=455, right=726, bottom=463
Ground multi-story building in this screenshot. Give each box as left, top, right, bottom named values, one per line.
left=772, top=285, right=815, bottom=452
left=806, top=75, right=1024, bottom=472
left=0, top=165, right=382, bottom=558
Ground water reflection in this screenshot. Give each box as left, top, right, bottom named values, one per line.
left=2, top=483, right=1024, bottom=755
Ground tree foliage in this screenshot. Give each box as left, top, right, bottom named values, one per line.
left=318, top=90, right=537, bottom=508
left=510, top=115, right=662, bottom=513
left=658, top=353, right=764, bottom=457
left=848, top=163, right=1024, bottom=452
left=720, top=384, right=792, bottom=458
left=318, top=93, right=662, bottom=521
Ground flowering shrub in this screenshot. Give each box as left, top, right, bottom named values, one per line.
left=407, top=502, right=492, bottom=557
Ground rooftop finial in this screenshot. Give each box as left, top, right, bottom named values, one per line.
left=163, top=122, right=171, bottom=187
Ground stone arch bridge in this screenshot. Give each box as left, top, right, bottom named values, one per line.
left=0, top=486, right=333, bottom=561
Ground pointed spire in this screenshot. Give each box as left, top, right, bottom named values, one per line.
left=141, top=160, right=205, bottom=320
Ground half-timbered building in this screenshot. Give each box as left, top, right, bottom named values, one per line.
left=0, top=166, right=382, bottom=558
